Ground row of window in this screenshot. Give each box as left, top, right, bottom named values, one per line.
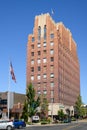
left=32, top=33, right=54, bottom=42
left=37, top=90, right=54, bottom=96
left=31, top=65, right=54, bottom=72
left=31, top=49, right=54, bottom=56
left=31, top=57, right=54, bottom=64
left=31, top=41, right=54, bottom=49
left=37, top=82, right=54, bottom=88
left=31, top=73, right=54, bottom=80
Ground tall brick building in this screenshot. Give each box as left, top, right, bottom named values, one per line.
left=26, top=13, right=80, bottom=116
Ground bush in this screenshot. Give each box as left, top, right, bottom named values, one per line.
left=41, top=120, right=48, bottom=125
left=71, top=117, right=76, bottom=121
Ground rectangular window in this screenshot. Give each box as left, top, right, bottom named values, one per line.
left=31, top=59, right=34, bottom=64
left=37, top=83, right=40, bottom=87
left=50, top=33, right=54, bottom=39
left=37, top=75, right=41, bottom=80
left=43, top=82, right=47, bottom=89
left=37, top=59, right=41, bottom=64
left=38, top=26, right=41, bottom=41
left=50, top=65, right=54, bottom=71
left=51, top=90, right=54, bottom=97
left=50, top=98, right=54, bottom=103
left=32, top=37, right=35, bottom=42
left=31, top=67, right=34, bottom=72
left=38, top=51, right=41, bottom=55
left=31, top=52, right=34, bottom=56
left=37, top=43, right=41, bottom=48
left=50, top=82, right=54, bottom=87
left=43, top=74, right=47, bottom=79
left=44, top=25, right=46, bottom=40
left=43, top=66, right=47, bottom=71
left=50, top=73, right=54, bottom=78
left=50, top=41, right=54, bottom=46
left=38, top=66, right=41, bottom=71
left=43, top=42, right=46, bottom=47
left=43, top=90, right=47, bottom=95
left=31, top=76, right=34, bottom=80
left=31, top=45, right=34, bottom=49
left=43, top=58, right=47, bottom=63
left=50, top=57, right=54, bottom=62
left=50, top=49, right=54, bottom=55
left=37, top=90, right=41, bottom=95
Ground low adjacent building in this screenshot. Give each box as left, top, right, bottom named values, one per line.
left=0, top=92, right=25, bottom=119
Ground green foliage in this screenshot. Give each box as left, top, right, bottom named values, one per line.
left=21, top=100, right=28, bottom=122
left=74, top=95, right=86, bottom=118
left=58, top=109, right=65, bottom=121
left=40, top=94, right=48, bottom=119
left=22, top=83, right=40, bottom=120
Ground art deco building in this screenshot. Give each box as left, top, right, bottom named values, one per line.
left=26, top=13, right=80, bottom=115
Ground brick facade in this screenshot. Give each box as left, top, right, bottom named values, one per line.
left=26, top=13, right=80, bottom=107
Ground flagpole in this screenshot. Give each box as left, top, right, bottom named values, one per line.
left=8, top=61, right=10, bottom=119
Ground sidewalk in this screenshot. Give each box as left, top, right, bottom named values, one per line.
left=26, top=119, right=87, bottom=127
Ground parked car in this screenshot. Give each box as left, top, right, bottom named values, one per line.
left=63, top=118, right=71, bottom=123
left=0, top=119, right=14, bottom=130
left=13, top=119, right=26, bottom=129
left=32, top=116, right=40, bottom=123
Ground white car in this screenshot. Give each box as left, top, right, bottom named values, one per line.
left=0, top=119, right=14, bottom=130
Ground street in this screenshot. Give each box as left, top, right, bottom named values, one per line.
left=16, top=122, right=87, bottom=130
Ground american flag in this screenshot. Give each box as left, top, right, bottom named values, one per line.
left=10, top=62, right=16, bottom=83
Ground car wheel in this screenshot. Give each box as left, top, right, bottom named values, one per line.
left=7, top=126, right=12, bottom=130
left=19, top=125, right=22, bottom=129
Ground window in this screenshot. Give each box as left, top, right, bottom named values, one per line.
left=43, top=42, right=46, bottom=47
left=31, top=45, right=34, bottom=49
left=50, top=33, right=54, bottom=39
left=43, top=90, right=47, bottom=95
left=43, top=74, right=47, bottom=79
left=37, top=83, right=40, bottom=87
left=31, top=52, right=34, bottom=56
left=43, top=50, right=47, bottom=57
left=43, top=82, right=47, bottom=89
left=50, top=65, right=54, bottom=71
left=37, top=59, right=41, bottom=64
left=50, top=73, right=54, bottom=78
left=43, top=58, right=47, bottom=63
left=38, top=51, right=41, bottom=55
left=38, top=26, right=41, bottom=40
left=37, top=43, right=41, bottom=48
left=43, top=50, right=46, bottom=54
left=37, top=90, right=41, bottom=95
left=31, top=59, right=34, bottom=64
left=50, top=82, right=54, bottom=87
left=50, top=49, right=54, bottom=55
left=51, top=90, right=54, bottom=97
left=37, top=75, right=41, bottom=80
left=50, top=57, right=54, bottom=62
left=50, top=98, right=54, bottom=103
left=38, top=66, right=41, bottom=71
left=50, top=41, right=54, bottom=46
left=31, top=76, right=34, bottom=80
left=43, top=66, right=46, bottom=71
left=44, top=25, right=46, bottom=40
left=32, top=37, right=35, bottom=42
left=31, top=67, right=34, bottom=72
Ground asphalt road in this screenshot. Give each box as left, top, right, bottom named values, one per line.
left=16, top=122, right=87, bottom=130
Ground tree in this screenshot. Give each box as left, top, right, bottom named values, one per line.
left=74, top=95, right=85, bottom=118
left=58, top=109, right=65, bottom=121
left=40, top=94, right=48, bottom=119
left=22, top=83, right=40, bottom=121
left=21, top=100, right=28, bottom=122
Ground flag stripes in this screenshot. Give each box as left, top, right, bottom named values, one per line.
left=10, top=62, right=16, bottom=83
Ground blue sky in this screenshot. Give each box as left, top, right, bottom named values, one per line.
left=0, top=0, right=87, bottom=104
